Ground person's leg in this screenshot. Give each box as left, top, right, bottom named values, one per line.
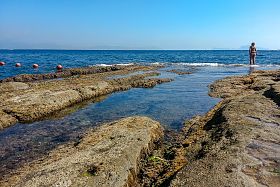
left=253, top=55, right=256, bottom=65
left=250, top=55, right=252, bottom=65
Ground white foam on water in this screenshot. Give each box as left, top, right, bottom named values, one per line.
left=173, top=62, right=221, bottom=66
left=227, top=64, right=258, bottom=67
left=265, top=64, right=280, bottom=67
left=170, top=62, right=280, bottom=68
left=228, top=64, right=279, bottom=68
left=95, top=63, right=134, bottom=67
left=116, top=63, right=134, bottom=66
left=93, top=62, right=280, bottom=68
left=151, top=62, right=163, bottom=65
left=95, top=64, right=113, bottom=67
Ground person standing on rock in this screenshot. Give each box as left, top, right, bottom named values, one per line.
left=249, top=42, right=257, bottom=65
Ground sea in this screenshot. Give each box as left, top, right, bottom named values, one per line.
left=1, top=50, right=280, bottom=79
left=0, top=50, right=280, bottom=176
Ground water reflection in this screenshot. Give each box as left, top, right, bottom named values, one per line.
left=249, top=66, right=256, bottom=74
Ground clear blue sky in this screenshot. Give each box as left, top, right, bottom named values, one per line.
left=0, top=0, right=279, bottom=49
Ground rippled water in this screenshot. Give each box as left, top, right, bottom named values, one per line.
left=0, top=50, right=279, bottom=178
left=1, top=50, right=280, bottom=79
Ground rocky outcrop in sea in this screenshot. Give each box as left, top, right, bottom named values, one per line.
left=0, top=65, right=172, bottom=130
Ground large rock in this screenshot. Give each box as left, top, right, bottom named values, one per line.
left=1, top=116, right=163, bottom=187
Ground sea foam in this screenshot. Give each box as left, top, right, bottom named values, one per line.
left=95, top=63, right=134, bottom=67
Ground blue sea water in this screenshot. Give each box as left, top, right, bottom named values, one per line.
left=0, top=50, right=280, bottom=176
left=1, top=50, right=280, bottom=79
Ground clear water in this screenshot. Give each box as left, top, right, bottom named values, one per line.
left=0, top=50, right=280, bottom=177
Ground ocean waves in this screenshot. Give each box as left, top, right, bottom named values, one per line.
left=151, top=62, right=280, bottom=67
left=1, top=50, right=280, bottom=79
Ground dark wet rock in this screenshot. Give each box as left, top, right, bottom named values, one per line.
left=167, top=69, right=193, bottom=75
left=0, top=116, right=164, bottom=187
left=170, top=69, right=280, bottom=187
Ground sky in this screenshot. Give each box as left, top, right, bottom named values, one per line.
left=0, top=0, right=280, bottom=50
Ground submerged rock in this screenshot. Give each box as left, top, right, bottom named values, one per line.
left=167, top=69, right=193, bottom=75
left=1, top=116, right=163, bottom=187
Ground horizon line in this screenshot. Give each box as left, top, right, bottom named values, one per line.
left=0, top=48, right=278, bottom=51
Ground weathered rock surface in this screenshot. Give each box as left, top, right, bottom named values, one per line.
left=0, top=116, right=164, bottom=187
left=171, top=70, right=280, bottom=187
left=0, top=65, right=172, bottom=130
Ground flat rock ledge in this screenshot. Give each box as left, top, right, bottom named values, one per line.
left=1, top=116, right=163, bottom=187
left=0, top=65, right=172, bottom=130
left=170, top=70, right=280, bottom=187
left=0, top=65, right=146, bottom=83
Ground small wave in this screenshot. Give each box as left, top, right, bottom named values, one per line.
left=229, top=64, right=280, bottom=67
left=227, top=64, right=263, bottom=67
left=116, top=63, right=134, bottom=66
left=170, top=62, right=280, bottom=67
left=172, top=62, right=221, bottom=67
left=265, top=64, right=280, bottom=67
left=94, top=62, right=280, bottom=68
left=95, top=64, right=112, bottom=67
left=150, top=62, right=163, bottom=65
left=95, top=63, right=134, bottom=67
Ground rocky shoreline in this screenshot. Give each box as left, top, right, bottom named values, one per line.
left=170, top=70, right=280, bottom=187
left=0, top=65, right=172, bottom=130
left=1, top=68, right=280, bottom=186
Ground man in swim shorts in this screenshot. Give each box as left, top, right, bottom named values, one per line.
left=249, top=42, right=257, bottom=65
